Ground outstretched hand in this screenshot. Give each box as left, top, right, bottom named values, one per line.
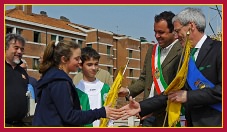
left=105, top=104, right=122, bottom=120
left=119, top=96, right=141, bottom=120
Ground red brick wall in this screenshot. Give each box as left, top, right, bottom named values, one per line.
left=6, top=19, right=153, bottom=108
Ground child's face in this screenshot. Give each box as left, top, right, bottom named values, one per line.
left=65, top=48, right=81, bottom=73
left=81, top=58, right=99, bottom=82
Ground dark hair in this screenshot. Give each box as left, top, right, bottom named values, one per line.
left=80, top=47, right=100, bottom=65
left=39, top=40, right=80, bottom=74
left=5, top=33, right=26, bottom=50
left=154, top=11, right=175, bottom=33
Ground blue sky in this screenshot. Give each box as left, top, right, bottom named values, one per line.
left=5, top=5, right=222, bottom=42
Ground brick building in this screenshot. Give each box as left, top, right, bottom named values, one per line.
left=5, top=5, right=154, bottom=106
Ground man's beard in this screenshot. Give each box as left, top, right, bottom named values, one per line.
left=13, top=58, right=21, bottom=64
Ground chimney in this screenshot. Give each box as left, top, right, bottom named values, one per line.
left=60, top=16, right=70, bottom=22
left=140, top=37, right=148, bottom=42
left=15, top=5, right=23, bottom=10
left=40, top=11, right=48, bottom=17
left=24, top=5, right=32, bottom=15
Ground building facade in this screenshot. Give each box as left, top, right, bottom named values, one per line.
left=5, top=5, right=154, bottom=106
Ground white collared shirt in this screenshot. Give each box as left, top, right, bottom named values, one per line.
left=160, top=39, right=178, bottom=64
left=193, top=35, right=207, bottom=61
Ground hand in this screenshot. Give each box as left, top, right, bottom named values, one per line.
left=168, top=90, right=187, bottom=103
left=119, top=96, right=141, bottom=120
left=105, top=104, right=122, bottom=120
left=118, top=87, right=129, bottom=97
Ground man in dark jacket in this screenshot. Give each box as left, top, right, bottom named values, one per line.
left=5, top=33, right=29, bottom=127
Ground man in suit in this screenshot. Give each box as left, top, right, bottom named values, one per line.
left=169, top=7, right=222, bottom=127
left=118, top=11, right=182, bottom=127
left=120, top=7, right=222, bottom=127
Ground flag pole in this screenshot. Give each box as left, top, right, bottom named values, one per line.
left=123, top=59, right=130, bottom=76
left=100, top=59, right=130, bottom=127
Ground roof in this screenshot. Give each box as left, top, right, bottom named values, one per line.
left=5, top=8, right=94, bottom=33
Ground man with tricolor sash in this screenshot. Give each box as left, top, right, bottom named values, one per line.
left=120, top=7, right=222, bottom=127
left=119, top=11, right=182, bottom=127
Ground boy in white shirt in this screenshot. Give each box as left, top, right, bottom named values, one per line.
left=75, top=47, right=112, bottom=127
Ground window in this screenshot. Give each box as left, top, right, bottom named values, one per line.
left=6, top=27, right=13, bottom=34
left=59, top=36, right=64, bottom=41
left=87, top=44, right=92, bottom=48
left=33, top=58, right=40, bottom=70
left=129, top=69, right=133, bottom=77
left=129, top=50, right=133, bottom=58
left=107, top=67, right=112, bottom=75
left=107, top=46, right=111, bottom=55
left=34, top=31, right=41, bottom=43
left=51, top=35, right=57, bottom=41
left=78, top=40, right=83, bottom=48
left=113, top=50, right=115, bottom=58
left=16, top=28, right=23, bottom=35
left=113, top=69, right=116, bottom=76
left=6, top=27, right=22, bottom=35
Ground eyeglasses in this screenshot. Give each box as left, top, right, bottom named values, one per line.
left=174, top=25, right=185, bottom=34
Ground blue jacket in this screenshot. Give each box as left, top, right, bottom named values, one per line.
left=32, top=67, right=106, bottom=127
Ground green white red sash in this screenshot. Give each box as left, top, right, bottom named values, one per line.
left=151, top=44, right=168, bottom=94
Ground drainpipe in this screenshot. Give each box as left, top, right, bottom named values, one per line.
left=116, top=39, right=118, bottom=72
left=139, top=41, right=142, bottom=73
left=96, top=29, right=99, bottom=52
left=46, top=28, right=47, bottom=45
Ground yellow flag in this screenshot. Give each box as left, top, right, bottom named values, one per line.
left=100, top=66, right=125, bottom=127
left=164, top=34, right=192, bottom=127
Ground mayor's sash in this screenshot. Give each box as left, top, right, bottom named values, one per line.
left=152, top=44, right=168, bottom=94
left=187, top=57, right=222, bottom=112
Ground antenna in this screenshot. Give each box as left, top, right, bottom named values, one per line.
left=209, top=5, right=222, bottom=20
left=116, top=26, right=120, bottom=34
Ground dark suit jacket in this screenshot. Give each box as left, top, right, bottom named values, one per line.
left=128, top=40, right=182, bottom=126
left=139, top=36, right=222, bottom=127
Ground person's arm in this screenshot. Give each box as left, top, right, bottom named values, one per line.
left=139, top=94, right=168, bottom=117
left=50, top=81, right=120, bottom=125
left=50, top=81, right=104, bottom=125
